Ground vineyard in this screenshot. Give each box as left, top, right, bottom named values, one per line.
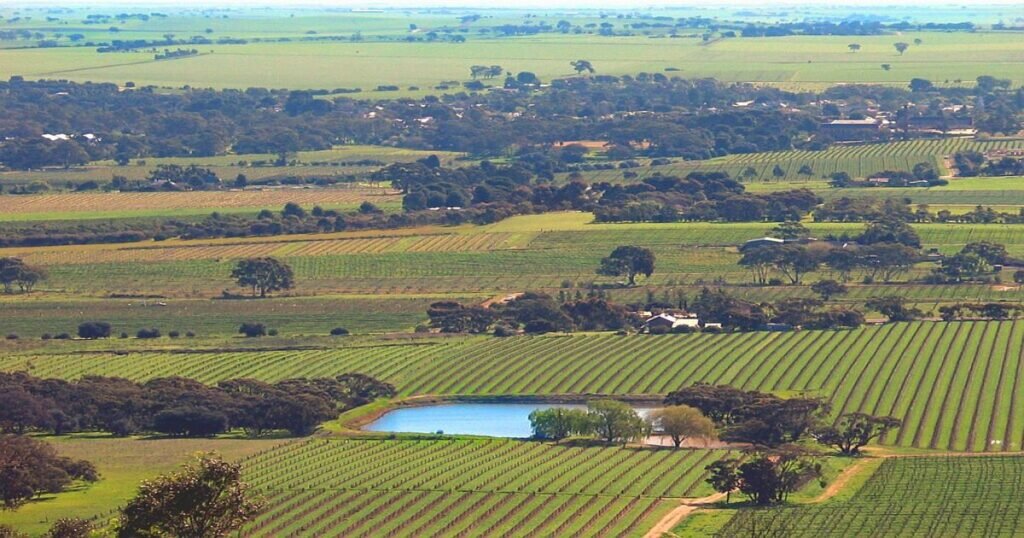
left=720, top=455, right=1024, bottom=537
left=0, top=295, right=457, bottom=337
left=239, top=438, right=728, bottom=537
left=559, top=138, right=1024, bottom=183
left=7, top=320, right=1024, bottom=452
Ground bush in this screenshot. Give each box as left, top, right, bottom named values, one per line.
left=6, top=334, right=17, bottom=340
left=329, top=327, right=350, bottom=336
left=648, top=325, right=670, bottom=335
left=238, top=323, right=266, bottom=338
left=77, top=321, right=112, bottom=339
left=671, top=325, right=695, bottom=334
left=120, top=332, right=129, bottom=339
left=168, top=330, right=180, bottom=338
left=54, top=333, right=71, bottom=340
left=414, top=324, right=430, bottom=333
left=41, top=333, right=52, bottom=340
left=136, top=328, right=161, bottom=339
left=493, top=324, right=516, bottom=337
left=186, top=331, right=196, bottom=338
left=267, top=328, right=279, bottom=336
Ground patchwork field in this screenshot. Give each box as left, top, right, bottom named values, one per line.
left=3, top=31, right=1023, bottom=95
left=241, top=438, right=728, bottom=537
left=11, top=214, right=1024, bottom=300
left=5, top=320, right=1024, bottom=452
left=720, top=455, right=1024, bottom=537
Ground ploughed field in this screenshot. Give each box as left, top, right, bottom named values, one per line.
left=239, top=438, right=729, bottom=537
left=6, top=320, right=1024, bottom=452
left=721, top=455, right=1024, bottom=537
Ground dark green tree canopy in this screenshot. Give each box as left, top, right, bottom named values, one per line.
left=231, top=257, right=294, bottom=297
left=597, top=245, right=656, bottom=286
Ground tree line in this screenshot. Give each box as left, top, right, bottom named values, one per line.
left=0, top=372, right=395, bottom=438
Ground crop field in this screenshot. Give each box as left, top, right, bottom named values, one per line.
left=6, top=320, right=1024, bottom=452
left=720, top=455, right=1024, bottom=537
left=2, top=30, right=1023, bottom=96
left=0, top=187, right=401, bottom=222
left=562, top=138, right=1024, bottom=184
left=240, top=438, right=728, bottom=537
left=0, top=295, right=460, bottom=337
left=13, top=214, right=1024, bottom=298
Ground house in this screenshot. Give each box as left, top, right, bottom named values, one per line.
left=820, top=118, right=885, bottom=142
left=643, top=313, right=700, bottom=332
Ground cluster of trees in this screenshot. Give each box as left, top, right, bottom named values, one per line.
left=670, top=383, right=900, bottom=457
left=384, top=161, right=821, bottom=225
left=706, top=447, right=824, bottom=505
left=0, top=372, right=395, bottom=438
left=428, top=292, right=635, bottom=335
left=928, top=241, right=1010, bottom=283
left=954, top=151, right=1024, bottom=177
left=0, top=435, right=98, bottom=510
left=939, top=302, right=1024, bottom=321
left=591, top=173, right=821, bottom=223
left=528, top=400, right=653, bottom=445
left=740, top=241, right=919, bottom=285
left=0, top=257, right=45, bottom=293
left=0, top=77, right=817, bottom=170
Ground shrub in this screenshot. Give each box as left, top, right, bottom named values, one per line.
left=186, top=331, right=196, bottom=338
left=648, top=325, right=670, bottom=335
left=493, top=324, right=516, bottom=337
left=238, top=323, right=266, bottom=338
left=414, top=324, right=430, bottom=333
left=168, top=330, right=180, bottom=338
left=41, top=333, right=52, bottom=340
left=137, top=328, right=161, bottom=339
left=77, top=321, right=112, bottom=339
left=54, top=333, right=71, bottom=340
left=267, top=328, right=279, bottom=336
left=329, top=327, right=350, bottom=336
left=6, top=334, right=17, bottom=340
left=120, top=332, right=129, bottom=339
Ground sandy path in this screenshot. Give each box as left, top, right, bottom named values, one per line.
left=643, top=492, right=727, bottom=538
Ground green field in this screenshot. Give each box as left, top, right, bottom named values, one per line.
left=0, top=437, right=279, bottom=535
left=564, top=138, right=1024, bottom=184
left=3, top=30, right=1023, bottom=97
left=5, top=320, right=1024, bottom=453
left=241, top=438, right=727, bottom=537
left=720, top=455, right=1024, bottom=537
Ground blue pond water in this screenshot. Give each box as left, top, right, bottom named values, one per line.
left=364, top=403, right=657, bottom=438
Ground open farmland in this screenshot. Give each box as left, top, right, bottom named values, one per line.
left=3, top=30, right=1024, bottom=96
left=561, top=138, right=1024, bottom=184
left=6, top=320, right=1024, bottom=452
left=12, top=215, right=1024, bottom=298
left=240, top=438, right=728, bottom=537
left=0, top=186, right=401, bottom=222
left=721, top=455, right=1024, bottom=537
